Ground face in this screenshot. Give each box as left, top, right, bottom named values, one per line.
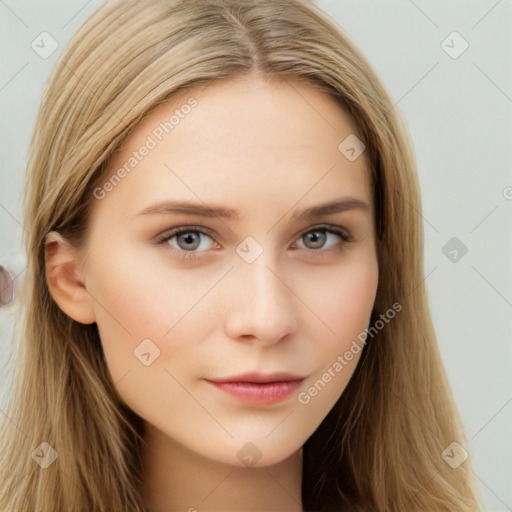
left=81, top=77, right=378, bottom=467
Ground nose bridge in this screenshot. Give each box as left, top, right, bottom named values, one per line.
left=223, top=250, right=299, bottom=344
left=250, top=257, right=287, bottom=308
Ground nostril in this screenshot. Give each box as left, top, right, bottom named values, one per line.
left=0, top=265, right=15, bottom=307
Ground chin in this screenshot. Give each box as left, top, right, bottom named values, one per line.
left=204, top=436, right=304, bottom=469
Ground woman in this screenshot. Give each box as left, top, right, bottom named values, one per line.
left=0, top=0, right=481, bottom=510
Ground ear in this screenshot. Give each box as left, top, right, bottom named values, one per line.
left=44, top=231, right=96, bottom=324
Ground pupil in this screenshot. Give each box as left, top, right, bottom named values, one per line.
left=306, top=231, right=326, bottom=249
left=179, top=232, right=199, bottom=250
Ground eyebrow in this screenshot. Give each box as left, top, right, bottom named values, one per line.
left=136, top=197, right=369, bottom=222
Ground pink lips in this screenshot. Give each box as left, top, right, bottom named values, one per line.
left=206, top=372, right=305, bottom=405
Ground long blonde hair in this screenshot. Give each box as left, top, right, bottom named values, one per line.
left=0, top=0, right=481, bottom=510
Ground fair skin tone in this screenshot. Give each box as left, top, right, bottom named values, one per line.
left=45, top=76, right=378, bottom=512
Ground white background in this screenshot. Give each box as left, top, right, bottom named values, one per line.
left=1, top=1, right=511, bottom=510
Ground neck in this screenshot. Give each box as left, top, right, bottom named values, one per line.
left=141, top=423, right=303, bottom=512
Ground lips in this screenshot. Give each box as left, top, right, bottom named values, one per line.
left=209, top=372, right=306, bottom=384
left=206, top=372, right=306, bottom=405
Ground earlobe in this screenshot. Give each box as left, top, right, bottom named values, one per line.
left=44, top=231, right=96, bottom=325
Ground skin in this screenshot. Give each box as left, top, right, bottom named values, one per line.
left=46, top=76, right=379, bottom=512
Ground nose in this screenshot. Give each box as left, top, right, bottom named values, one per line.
left=223, top=257, right=299, bottom=346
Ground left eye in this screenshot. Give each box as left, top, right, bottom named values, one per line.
left=295, top=228, right=347, bottom=250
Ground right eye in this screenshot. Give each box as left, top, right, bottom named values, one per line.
left=155, top=226, right=220, bottom=260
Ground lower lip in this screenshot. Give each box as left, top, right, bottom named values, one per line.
left=208, top=380, right=303, bottom=405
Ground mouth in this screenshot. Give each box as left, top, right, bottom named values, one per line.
left=205, top=372, right=306, bottom=405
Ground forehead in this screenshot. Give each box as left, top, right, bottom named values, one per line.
left=93, top=76, right=373, bottom=220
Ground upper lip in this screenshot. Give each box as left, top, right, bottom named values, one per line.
left=207, top=372, right=306, bottom=384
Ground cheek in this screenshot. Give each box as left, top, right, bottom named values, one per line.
left=85, top=245, right=223, bottom=380
left=307, top=253, right=378, bottom=346
left=333, top=264, right=378, bottom=336
left=299, top=254, right=378, bottom=403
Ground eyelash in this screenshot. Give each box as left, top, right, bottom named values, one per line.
left=154, top=223, right=353, bottom=262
